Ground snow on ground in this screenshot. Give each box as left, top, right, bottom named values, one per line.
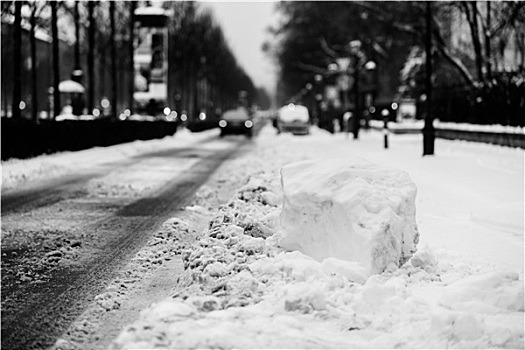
left=3, top=124, right=523, bottom=349
left=369, top=119, right=525, bottom=134
left=113, top=125, right=523, bottom=349
left=0, top=128, right=212, bottom=192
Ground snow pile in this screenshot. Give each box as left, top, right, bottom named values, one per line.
left=368, top=119, right=525, bottom=135
left=114, top=218, right=523, bottom=349
left=112, top=150, right=522, bottom=349
left=177, top=172, right=283, bottom=286
left=1, top=127, right=212, bottom=192
left=278, top=158, right=419, bottom=276
left=438, top=270, right=524, bottom=314
left=435, top=121, right=525, bottom=135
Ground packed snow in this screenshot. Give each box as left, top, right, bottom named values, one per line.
left=278, top=158, right=419, bottom=276
left=2, top=123, right=523, bottom=349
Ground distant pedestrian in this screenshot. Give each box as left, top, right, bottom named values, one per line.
left=146, top=99, right=157, bottom=116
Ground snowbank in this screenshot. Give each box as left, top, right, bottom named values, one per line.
left=112, top=147, right=523, bottom=348
left=278, top=158, right=420, bottom=275
left=1, top=128, right=214, bottom=192
left=369, top=119, right=525, bottom=135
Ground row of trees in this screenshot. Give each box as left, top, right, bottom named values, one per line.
left=2, top=1, right=270, bottom=122
left=266, top=1, right=524, bottom=128
left=266, top=1, right=423, bottom=106
left=2, top=1, right=132, bottom=120
left=166, top=2, right=267, bottom=118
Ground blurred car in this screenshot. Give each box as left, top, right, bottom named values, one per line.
left=277, top=103, right=310, bottom=135
left=219, top=107, right=254, bottom=138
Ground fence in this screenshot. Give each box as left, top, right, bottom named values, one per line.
left=1, top=118, right=179, bottom=160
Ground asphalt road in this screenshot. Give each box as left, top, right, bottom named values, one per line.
left=1, top=134, right=248, bottom=350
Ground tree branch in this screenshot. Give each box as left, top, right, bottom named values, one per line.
left=489, top=2, right=525, bottom=38
left=295, top=62, right=327, bottom=75
left=319, top=37, right=339, bottom=59
left=350, top=1, right=422, bottom=37
left=429, top=9, right=476, bottom=87
left=435, top=44, right=476, bottom=87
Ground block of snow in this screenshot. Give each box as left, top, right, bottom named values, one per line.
left=278, top=158, right=419, bottom=275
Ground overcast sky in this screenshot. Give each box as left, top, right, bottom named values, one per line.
left=202, top=2, right=280, bottom=95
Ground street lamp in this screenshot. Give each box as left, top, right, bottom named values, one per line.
left=363, top=60, right=378, bottom=129
left=313, top=74, right=324, bottom=125
left=304, top=83, right=313, bottom=116
left=364, top=60, right=377, bottom=71
left=349, top=40, right=363, bottom=140
left=328, top=63, right=339, bottom=73
left=349, top=39, right=362, bottom=52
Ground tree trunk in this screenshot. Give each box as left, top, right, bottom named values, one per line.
left=193, top=63, right=199, bottom=119
left=51, top=1, right=61, bottom=120
left=423, top=1, right=435, bottom=156
left=352, top=59, right=360, bottom=139
left=484, top=1, right=492, bottom=82
left=30, top=4, right=38, bottom=122
left=464, top=1, right=485, bottom=83
left=110, top=1, right=117, bottom=119
left=12, top=1, right=22, bottom=119
left=88, top=1, right=95, bottom=112
left=183, top=61, right=190, bottom=113
left=99, top=31, right=106, bottom=105
left=129, top=1, right=136, bottom=114
left=74, top=1, right=80, bottom=71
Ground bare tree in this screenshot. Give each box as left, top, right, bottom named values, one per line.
left=12, top=1, right=22, bottom=119
left=484, top=1, right=492, bottom=81
left=462, top=2, right=485, bottom=82
left=449, top=1, right=525, bottom=85
left=110, top=1, right=117, bottom=119
left=74, top=1, right=80, bottom=74
left=129, top=1, right=136, bottom=114
left=51, top=1, right=61, bottom=120
left=88, top=1, right=96, bottom=112
left=30, top=1, right=39, bottom=121
left=423, top=2, right=435, bottom=156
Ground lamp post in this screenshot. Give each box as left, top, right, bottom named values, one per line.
left=363, top=60, right=377, bottom=129
left=314, top=74, right=323, bottom=125
left=353, top=60, right=360, bottom=139
left=305, top=83, right=313, bottom=117
left=349, top=40, right=363, bottom=139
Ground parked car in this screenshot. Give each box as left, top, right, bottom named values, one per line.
left=277, top=104, right=310, bottom=135
left=219, top=107, right=254, bottom=138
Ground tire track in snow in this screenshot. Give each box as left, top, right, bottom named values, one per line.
left=1, top=135, right=219, bottom=215
left=1, top=138, right=248, bottom=350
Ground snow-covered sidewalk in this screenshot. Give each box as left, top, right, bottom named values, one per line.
left=109, top=126, right=523, bottom=349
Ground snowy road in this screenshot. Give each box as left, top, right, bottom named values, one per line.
left=1, top=132, right=251, bottom=350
